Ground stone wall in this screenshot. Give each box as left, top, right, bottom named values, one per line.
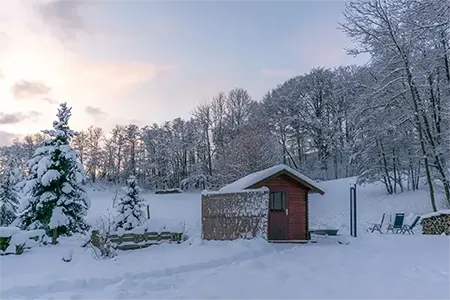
left=201, top=188, right=269, bottom=240
left=421, top=211, right=450, bottom=235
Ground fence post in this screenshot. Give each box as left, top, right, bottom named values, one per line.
left=147, top=205, right=150, bottom=219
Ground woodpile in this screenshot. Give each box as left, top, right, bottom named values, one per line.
left=201, top=188, right=269, bottom=240
left=421, top=212, right=450, bottom=235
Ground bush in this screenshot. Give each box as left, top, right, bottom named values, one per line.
left=0, top=236, right=10, bottom=252
left=1, top=227, right=23, bottom=255
left=86, top=212, right=117, bottom=259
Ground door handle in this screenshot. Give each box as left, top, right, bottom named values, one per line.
left=285, top=208, right=289, bottom=216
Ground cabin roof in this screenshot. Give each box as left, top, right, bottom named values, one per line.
left=219, top=164, right=325, bottom=195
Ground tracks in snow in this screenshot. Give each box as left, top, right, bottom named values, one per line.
left=1, top=244, right=296, bottom=299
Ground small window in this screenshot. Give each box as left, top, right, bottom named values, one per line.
left=269, top=192, right=286, bottom=212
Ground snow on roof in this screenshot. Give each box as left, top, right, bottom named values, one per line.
left=420, top=209, right=450, bottom=220
left=202, top=187, right=269, bottom=196
left=219, top=164, right=324, bottom=194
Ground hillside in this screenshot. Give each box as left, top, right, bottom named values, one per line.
left=1, top=179, right=448, bottom=299
left=309, top=177, right=447, bottom=235
left=88, top=177, right=446, bottom=238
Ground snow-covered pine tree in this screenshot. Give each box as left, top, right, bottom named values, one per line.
left=115, top=175, right=146, bottom=231
left=0, top=159, right=21, bottom=226
left=15, top=103, right=90, bottom=235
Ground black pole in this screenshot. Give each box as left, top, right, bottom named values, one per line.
left=350, top=186, right=353, bottom=237
left=350, top=184, right=357, bottom=237
left=353, top=184, right=357, bottom=237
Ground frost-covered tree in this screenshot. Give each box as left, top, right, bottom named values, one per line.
left=217, top=127, right=282, bottom=184
left=86, top=126, right=104, bottom=183
left=115, top=175, right=146, bottom=231
left=123, top=124, right=140, bottom=178
left=0, top=160, right=21, bottom=226
left=15, top=103, right=90, bottom=235
left=341, top=0, right=450, bottom=209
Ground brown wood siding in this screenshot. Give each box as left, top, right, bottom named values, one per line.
left=305, top=190, right=309, bottom=239
left=250, top=174, right=309, bottom=240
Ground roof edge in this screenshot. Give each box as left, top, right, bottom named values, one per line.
left=249, top=169, right=325, bottom=195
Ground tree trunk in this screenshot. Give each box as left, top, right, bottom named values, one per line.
left=52, top=228, right=58, bottom=245
left=378, top=139, right=393, bottom=194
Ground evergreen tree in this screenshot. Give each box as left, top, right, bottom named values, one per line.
left=15, top=103, right=90, bottom=235
left=115, top=175, right=146, bottom=231
left=0, top=159, right=21, bottom=226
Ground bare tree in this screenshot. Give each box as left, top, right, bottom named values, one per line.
left=85, top=126, right=104, bottom=183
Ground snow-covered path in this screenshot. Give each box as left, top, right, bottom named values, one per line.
left=0, top=238, right=277, bottom=295
left=2, top=235, right=449, bottom=299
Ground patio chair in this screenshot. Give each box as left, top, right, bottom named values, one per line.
left=401, top=216, right=420, bottom=234
left=386, top=213, right=405, bottom=234
left=367, top=213, right=385, bottom=233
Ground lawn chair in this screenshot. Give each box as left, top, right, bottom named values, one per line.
left=386, top=213, right=405, bottom=234
left=401, top=216, right=420, bottom=234
left=368, top=213, right=385, bottom=233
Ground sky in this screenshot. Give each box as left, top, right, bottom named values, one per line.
left=0, top=0, right=367, bottom=145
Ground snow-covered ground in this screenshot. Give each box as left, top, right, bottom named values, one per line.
left=309, top=177, right=448, bottom=233
left=1, top=178, right=449, bottom=299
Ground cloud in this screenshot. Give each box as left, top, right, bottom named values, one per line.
left=0, top=111, right=41, bottom=125
left=42, top=97, right=59, bottom=104
left=35, top=0, right=91, bottom=41
left=85, top=106, right=107, bottom=119
left=261, top=69, right=295, bottom=78
left=12, top=80, right=52, bottom=101
left=0, top=113, right=22, bottom=125
left=0, top=131, right=17, bottom=146
left=81, top=62, right=175, bottom=88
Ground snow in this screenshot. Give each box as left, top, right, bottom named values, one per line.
left=0, top=228, right=46, bottom=254
left=40, top=169, right=61, bottom=186
left=1, top=230, right=40, bottom=255
left=22, top=179, right=37, bottom=195
left=36, top=156, right=52, bottom=179
left=22, top=229, right=47, bottom=248
left=115, top=177, right=146, bottom=231
left=0, top=235, right=448, bottom=299
left=115, top=219, right=185, bottom=235
left=8, top=232, right=28, bottom=247
left=1, top=179, right=449, bottom=299
left=18, top=108, right=91, bottom=234
left=308, top=177, right=446, bottom=234
left=39, top=191, right=57, bottom=203
left=219, top=164, right=324, bottom=193
left=0, top=226, right=20, bottom=237
left=49, top=207, right=69, bottom=229
left=62, top=182, right=73, bottom=194
left=420, top=209, right=450, bottom=220
left=202, top=187, right=268, bottom=195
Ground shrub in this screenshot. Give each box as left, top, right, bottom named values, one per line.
left=86, top=212, right=117, bottom=259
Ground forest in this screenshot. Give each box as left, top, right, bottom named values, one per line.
left=1, top=0, right=449, bottom=211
